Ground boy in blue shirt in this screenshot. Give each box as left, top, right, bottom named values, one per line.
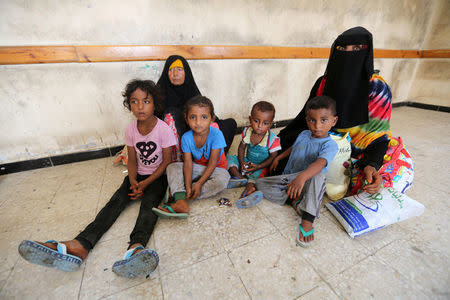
left=257, top=96, right=338, bottom=247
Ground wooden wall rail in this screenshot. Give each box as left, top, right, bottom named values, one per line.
left=0, top=45, right=448, bottom=65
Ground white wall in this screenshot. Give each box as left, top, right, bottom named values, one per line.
left=0, top=0, right=446, bottom=163
left=407, top=0, right=450, bottom=106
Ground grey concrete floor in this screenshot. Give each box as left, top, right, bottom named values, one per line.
left=0, top=107, right=448, bottom=299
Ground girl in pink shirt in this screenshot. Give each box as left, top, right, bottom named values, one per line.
left=19, top=80, right=176, bottom=278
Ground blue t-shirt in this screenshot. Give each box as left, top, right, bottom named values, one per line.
left=181, top=126, right=227, bottom=168
left=283, top=130, right=338, bottom=175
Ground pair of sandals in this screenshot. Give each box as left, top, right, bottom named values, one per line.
left=230, top=180, right=314, bottom=247
left=152, top=180, right=264, bottom=218
left=152, top=192, right=264, bottom=218
left=18, top=240, right=158, bottom=278
left=293, top=199, right=315, bottom=248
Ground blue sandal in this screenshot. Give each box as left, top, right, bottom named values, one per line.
left=18, top=240, right=83, bottom=272
left=235, top=191, right=263, bottom=209
left=296, top=218, right=314, bottom=248
left=152, top=205, right=188, bottom=219
left=112, top=246, right=159, bottom=278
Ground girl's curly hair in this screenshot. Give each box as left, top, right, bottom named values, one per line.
left=122, top=79, right=164, bottom=117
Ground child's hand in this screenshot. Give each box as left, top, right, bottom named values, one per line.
left=189, top=182, right=202, bottom=200
left=186, top=186, right=193, bottom=199
left=270, top=157, right=279, bottom=173
left=136, top=181, right=148, bottom=193
left=130, top=178, right=139, bottom=187
left=245, top=162, right=259, bottom=173
left=241, top=162, right=250, bottom=174
left=287, top=174, right=306, bottom=199
left=128, top=183, right=143, bottom=200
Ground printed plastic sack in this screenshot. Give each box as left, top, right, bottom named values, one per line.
left=326, top=132, right=351, bottom=200
left=326, top=187, right=424, bottom=238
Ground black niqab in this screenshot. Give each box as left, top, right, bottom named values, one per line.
left=279, top=26, right=374, bottom=151
left=324, top=26, right=374, bottom=128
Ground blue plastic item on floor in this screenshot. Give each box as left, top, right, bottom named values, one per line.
left=235, top=191, right=263, bottom=209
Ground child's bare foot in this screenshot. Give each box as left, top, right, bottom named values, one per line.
left=40, top=239, right=89, bottom=260
left=157, top=199, right=190, bottom=213
left=298, top=219, right=314, bottom=244
left=240, top=183, right=256, bottom=198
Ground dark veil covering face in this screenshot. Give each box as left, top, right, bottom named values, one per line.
left=324, top=26, right=374, bottom=128
left=157, top=55, right=201, bottom=134
left=279, top=26, right=374, bottom=151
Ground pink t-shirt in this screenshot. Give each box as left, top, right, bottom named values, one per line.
left=125, top=118, right=177, bottom=175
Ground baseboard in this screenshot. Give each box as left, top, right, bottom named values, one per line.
left=2, top=102, right=449, bottom=175
left=0, top=146, right=124, bottom=175
left=392, top=101, right=450, bottom=112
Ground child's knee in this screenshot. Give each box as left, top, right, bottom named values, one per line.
left=167, top=162, right=182, bottom=174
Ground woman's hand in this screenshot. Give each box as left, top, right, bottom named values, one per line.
left=363, top=165, right=382, bottom=194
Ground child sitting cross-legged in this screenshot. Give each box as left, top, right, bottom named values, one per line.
left=256, top=95, right=338, bottom=247
left=227, top=101, right=281, bottom=199
left=153, top=95, right=230, bottom=217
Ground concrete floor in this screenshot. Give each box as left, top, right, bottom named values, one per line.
left=0, top=107, right=449, bottom=299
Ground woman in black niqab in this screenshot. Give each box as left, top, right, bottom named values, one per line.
left=278, top=27, right=411, bottom=195
left=280, top=27, right=374, bottom=149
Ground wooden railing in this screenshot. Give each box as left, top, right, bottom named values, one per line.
left=0, top=45, right=448, bottom=65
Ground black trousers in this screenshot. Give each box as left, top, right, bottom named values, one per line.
left=75, top=174, right=167, bottom=251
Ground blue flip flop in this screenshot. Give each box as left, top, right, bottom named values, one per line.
left=18, top=240, right=83, bottom=272
left=227, top=177, right=248, bottom=189
left=152, top=205, right=188, bottom=219
left=296, top=218, right=314, bottom=248
left=112, top=246, right=159, bottom=278
left=235, top=191, right=263, bottom=209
